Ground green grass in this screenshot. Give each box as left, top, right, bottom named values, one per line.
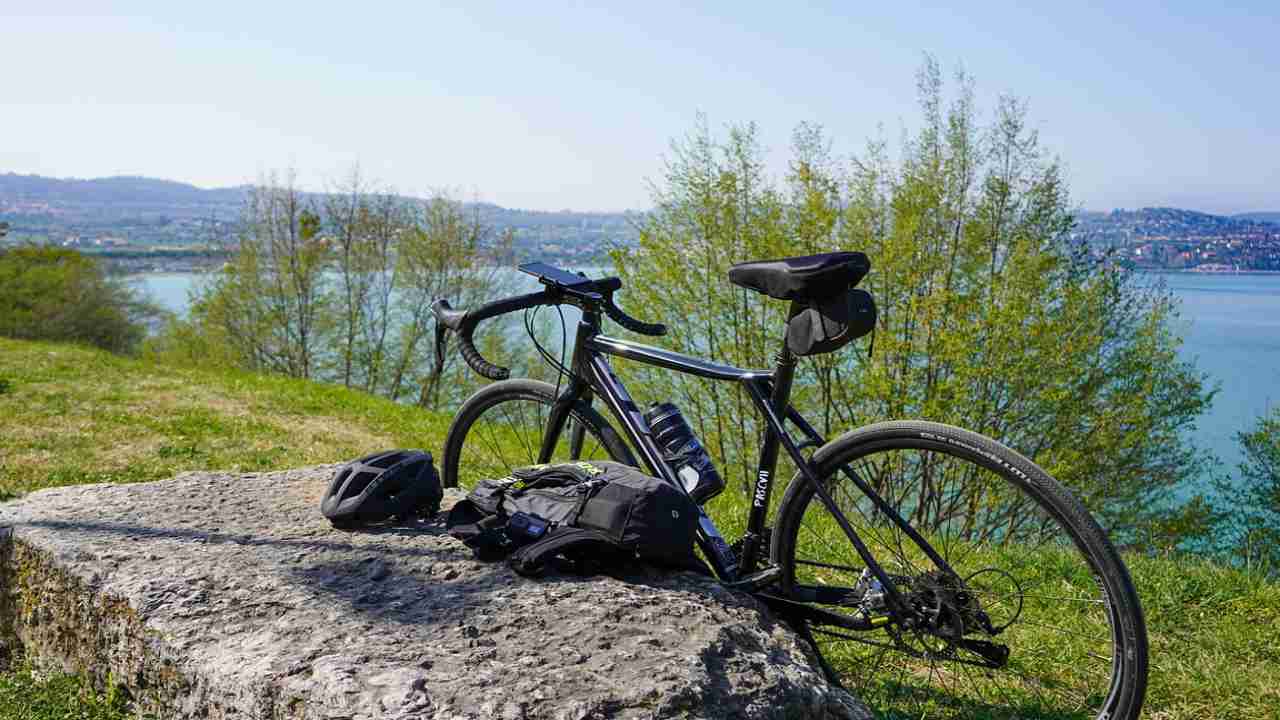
left=0, top=661, right=132, bottom=720
left=0, top=337, right=453, bottom=500
left=1, top=337, right=1278, bottom=719
left=0, top=338, right=457, bottom=717
left=1132, top=552, right=1280, bottom=719
left=790, top=510, right=1280, bottom=719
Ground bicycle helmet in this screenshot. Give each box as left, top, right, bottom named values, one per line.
left=321, top=449, right=442, bottom=528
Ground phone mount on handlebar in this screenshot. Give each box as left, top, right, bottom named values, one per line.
left=518, top=262, right=667, bottom=337
left=519, top=261, right=595, bottom=290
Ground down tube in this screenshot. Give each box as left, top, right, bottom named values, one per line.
left=585, top=354, right=740, bottom=580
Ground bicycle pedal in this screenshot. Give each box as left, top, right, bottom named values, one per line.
left=726, top=566, right=783, bottom=592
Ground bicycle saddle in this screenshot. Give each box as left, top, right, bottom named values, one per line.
left=728, top=251, right=870, bottom=301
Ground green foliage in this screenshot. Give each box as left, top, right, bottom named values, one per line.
left=0, top=245, right=162, bottom=354
left=191, top=174, right=332, bottom=379
left=611, top=117, right=793, bottom=500
left=146, top=172, right=511, bottom=409
left=1212, top=407, right=1280, bottom=575
left=612, top=59, right=1214, bottom=542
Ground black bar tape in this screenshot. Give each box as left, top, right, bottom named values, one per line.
left=603, top=298, right=667, bottom=336
left=458, top=332, right=509, bottom=380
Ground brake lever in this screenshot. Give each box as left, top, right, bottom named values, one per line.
left=433, top=323, right=448, bottom=374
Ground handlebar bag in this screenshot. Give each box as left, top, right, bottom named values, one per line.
left=446, top=461, right=703, bottom=575
left=786, top=288, right=877, bottom=356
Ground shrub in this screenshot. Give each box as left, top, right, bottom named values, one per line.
left=0, top=246, right=162, bottom=354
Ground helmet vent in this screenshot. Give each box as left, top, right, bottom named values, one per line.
left=345, top=470, right=378, bottom=496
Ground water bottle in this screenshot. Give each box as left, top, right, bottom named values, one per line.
left=644, top=402, right=725, bottom=503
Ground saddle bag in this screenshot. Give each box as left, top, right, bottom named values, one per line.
left=786, top=288, right=877, bottom=356
left=446, top=461, right=704, bottom=576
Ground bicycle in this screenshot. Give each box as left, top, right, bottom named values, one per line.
left=430, top=253, right=1149, bottom=719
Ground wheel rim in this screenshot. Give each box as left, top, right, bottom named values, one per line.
left=784, top=439, right=1126, bottom=720
left=450, top=392, right=621, bottom=489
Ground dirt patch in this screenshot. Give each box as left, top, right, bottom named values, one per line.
left=144, top=387, right=250, bottom=418
left=101, top=436, right=168, bottom=468
left=276, top=413, right=393, bottom=451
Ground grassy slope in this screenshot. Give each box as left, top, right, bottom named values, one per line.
left=0, top=338, right=454, bottom=718
left=1, top=338, right=1277, bottom=719
left=0, top=338, right=452, bottom=500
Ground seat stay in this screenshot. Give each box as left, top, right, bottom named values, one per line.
left=771, top=388, right=963, bottom=589
left=741, top=378, right=915, bottom=616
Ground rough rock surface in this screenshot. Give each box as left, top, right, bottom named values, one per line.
left=0, top=466, right=868, bottom=719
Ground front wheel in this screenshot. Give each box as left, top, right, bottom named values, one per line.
left=441, top=379, right=636, bottom=489
left=771, top=420, right=1148, bottom=720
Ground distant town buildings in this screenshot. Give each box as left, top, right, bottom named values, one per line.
left=4, top=173, right=1278, bottom=272
left=1074, top=208, right=1280, bottom=272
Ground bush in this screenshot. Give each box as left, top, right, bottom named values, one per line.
left=1212, top=407, right=1280, bottom=576
left=0, top=246, right=162, bottom=354
left=148, top=174, right=517, bottom=409
left=612, top=59, right=1215, bottom=542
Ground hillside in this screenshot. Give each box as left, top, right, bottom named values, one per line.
left=1, top=337, right=1279, bottom=718
left=0, top=173, right=640, bottom=264
left=0, top=173, right=247, bottom=208
left=0, top=338, right=452, bottom=499
left=1236, top=211, right=1280, bottom=225
left=8, top=172, right=1278, bottom=270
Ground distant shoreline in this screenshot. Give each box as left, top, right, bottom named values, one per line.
left=127, top=267, right=1280, bottom=278
left=1138, top=269, right=1280, bottom=276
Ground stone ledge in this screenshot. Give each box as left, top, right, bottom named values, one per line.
left=0, top=466, right=867, bottom=719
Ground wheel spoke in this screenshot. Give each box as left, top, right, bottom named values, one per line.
left=777, top=429, right=1141, bottom=719
left=452, top=388, right=626, bottom=490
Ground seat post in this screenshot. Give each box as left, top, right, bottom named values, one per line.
left=770, top=301, right=801, bottom=411
left=771, top=335, right=798, bottom=412
left=738, top=319, right=799, bottom=574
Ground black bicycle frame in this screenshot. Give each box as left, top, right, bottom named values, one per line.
left=533, top=306, right=945, bottom=617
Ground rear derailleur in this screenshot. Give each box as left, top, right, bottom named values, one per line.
left=851, top=568, right=1013, bottom=669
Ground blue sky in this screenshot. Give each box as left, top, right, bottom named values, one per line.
left=4, top=2, right=1277, bottom=213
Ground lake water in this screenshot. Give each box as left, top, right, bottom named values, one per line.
left=132, top=270, right=1280, bottom=479
left=1154, top=273, right=1280, bottom=474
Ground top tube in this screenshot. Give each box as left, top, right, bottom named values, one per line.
left=585, top=335, right=772, bottom=382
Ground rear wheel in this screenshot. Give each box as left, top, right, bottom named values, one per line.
left=771, top=421, right=1147, bottom=720
left=441, top=379, right=635, bottom=488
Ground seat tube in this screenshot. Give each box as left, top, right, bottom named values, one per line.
left=739, top=333, right=798, bottom=573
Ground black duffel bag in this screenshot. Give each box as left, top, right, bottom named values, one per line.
left=446, top=461, right=704, bottom=576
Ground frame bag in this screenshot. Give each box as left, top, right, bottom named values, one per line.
left=446, top=461, right=704, bottom=577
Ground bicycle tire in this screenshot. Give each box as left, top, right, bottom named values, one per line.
left=771, top=420, right=1148, bottom=720
left=441, top=378, right=636, bottom=488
